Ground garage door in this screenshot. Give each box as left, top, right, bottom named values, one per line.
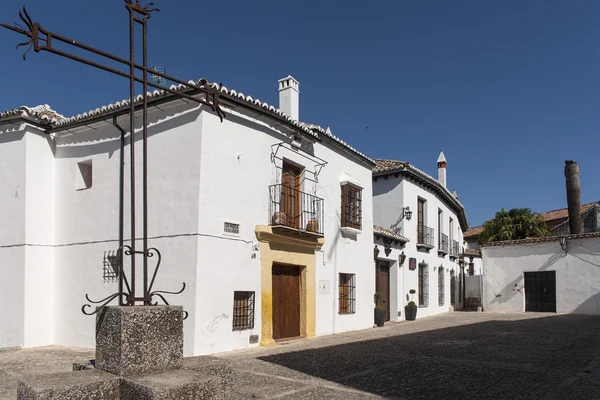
left=524, top=271, right=556, bottom=313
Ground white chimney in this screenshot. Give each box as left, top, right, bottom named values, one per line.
left=278, top=75, right=300, bottom=121
left=437, top=150, right=447, bottom=188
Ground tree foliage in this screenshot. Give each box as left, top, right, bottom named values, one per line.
left=478, top=208, right=551, bottom=244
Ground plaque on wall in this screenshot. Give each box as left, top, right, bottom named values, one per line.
left=409, top=257, right=417, bottom=270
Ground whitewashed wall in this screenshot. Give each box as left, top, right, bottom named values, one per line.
left=0, top=127, right=26, bottom=349
left=1, top=97, right=374, bottom=355
left=482, top=236, right=600, bottom=314
left=197, top=107, right=374, bottom=353
left=373, top=175, right=465, bottom=318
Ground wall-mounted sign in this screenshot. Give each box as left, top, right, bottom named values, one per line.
left=319, top=280, right=330, bottom=294
left=409, top=257, right=417, bottom=270
left=223, top=221, right=240, bottom=236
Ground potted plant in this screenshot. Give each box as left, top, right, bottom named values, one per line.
left=374, top=292, right=385, bottom=327
left=271, top=211, right=286, bottom=226
left=306, top=200, right=320, bottom=233
left=405, top=289, right=418, bottom=321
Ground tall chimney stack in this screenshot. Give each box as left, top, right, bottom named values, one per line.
left=437, top=150, right=447, bottom=188
left=278, top=76, right=299, bottom=121
left=564, top=160, right=582, bottom=234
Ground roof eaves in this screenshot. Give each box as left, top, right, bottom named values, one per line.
left=481, top=231, right=600, bottom=247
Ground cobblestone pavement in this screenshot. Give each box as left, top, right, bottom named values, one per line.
left=216, top=312, right=600, bottom=399
left=1, top=312, right=600, bottom=399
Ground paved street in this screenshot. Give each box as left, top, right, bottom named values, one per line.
left=1, top=312, right=600, bottom=399
left=217, top=312, right=600, bottom=399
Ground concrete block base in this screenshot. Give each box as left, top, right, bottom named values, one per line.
left=17, top=370, right=120, bottom=400
left=96, top=306, right=184, bottom=376
left=121, top=369, right=233, bottom=400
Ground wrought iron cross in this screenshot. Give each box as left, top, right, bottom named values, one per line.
left=1, top=2, right=226, bottom=316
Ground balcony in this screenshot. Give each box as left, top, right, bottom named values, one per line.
left=268, top=184, right=324, bottom=237
left=417, top=225, right=435, bottom=250
left=438, top=233, right=449, bottom=255
left=450, top=240, right=460, bottom=259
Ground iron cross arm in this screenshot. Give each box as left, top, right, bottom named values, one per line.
left=0, top=6, right=226, bottom=121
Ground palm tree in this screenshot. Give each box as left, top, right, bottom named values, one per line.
left=478, top=208, right=550, bottom=244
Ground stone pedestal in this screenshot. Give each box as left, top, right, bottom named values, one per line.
left=95, top=306, right=183, bottom=376
left=17, top=305, right=234, bottom=399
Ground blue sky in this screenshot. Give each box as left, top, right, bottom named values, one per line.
left=1, top=0, right=599, bottom=227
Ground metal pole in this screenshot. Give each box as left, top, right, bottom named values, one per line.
left=128, top=6, right=136, bottom=305
left=142, top=16, right=149, bottom=303
left=113, top=117, right=125, bottom=306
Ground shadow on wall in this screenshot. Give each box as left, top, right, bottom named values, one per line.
left=256, top=314, right=600, bottom=398
left=489, top=251, right=565, bottom=306
left=573, top=292, right=600, bottom=315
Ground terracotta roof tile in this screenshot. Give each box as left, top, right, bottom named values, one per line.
left=481, top=231, right=600, bottom=247
left=373, top=225, right=410, bottom=243
left=464, top=226, right=484, bottom=239
left=539, top=202, right=597, bottom=223
left=0, top=81, right=374, bottom=166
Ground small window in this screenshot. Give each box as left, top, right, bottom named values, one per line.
left=469, top=263, right=475, bottom=276
left=341, top=184, right=362, bottom=230
left=338, top=273, right=356, bottom=314
left=77, top=160, right=93, bottom=190
left=232, top=291, right=255, bottom=331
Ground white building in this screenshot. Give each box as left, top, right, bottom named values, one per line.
left=463, top=227, right=484, bottom=276
left=372, top=151, right=469, bottom=320
left=0, top=76, right=376, bottom=355
left=481, top=233, right=600, bottom=314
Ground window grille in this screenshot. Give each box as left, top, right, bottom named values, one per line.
left=438, top=266, right=445, bottom=306
left=103, top=250, right=121, bottom=283
left=233, top=291, right=255, bottom=331
left=418, top=262, right=429, bottom=307
left=338, top=273, right=356, bottom=314
left=341, top=184, right=362, bottom=230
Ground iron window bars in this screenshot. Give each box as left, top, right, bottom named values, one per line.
left=232, top=291, right=255, bottom=331
left=438, top=233, right=449, bottom=253
left=418, top=262, right=429, bottom=307
left=438, top=266, right=445, bottom=306
left=417, top=225, right=435, bottom=247
left=339, top=273, right=356, bottom=314
left=268, top=184, right=324, bottom=235
left=341, top=184, right=362, bottom=230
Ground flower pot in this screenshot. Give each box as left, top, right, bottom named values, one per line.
left=271, top=211, right=286, bottom=226
left=404, top=304, right=418, bottom=321
left=374, top=308, right=385, bottom=327
left=306, top=218, right=319, bottom=233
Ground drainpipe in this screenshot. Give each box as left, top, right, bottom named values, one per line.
left=112, top=116, right=126, bottom=305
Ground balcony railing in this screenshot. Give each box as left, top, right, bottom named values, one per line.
left=450, top=240, right=460, bottom=257
left=438, top=233, right=449, bottom=254
left=268, top=184, right=324, bottom=236
left=417, top=225, right=435, bottom=248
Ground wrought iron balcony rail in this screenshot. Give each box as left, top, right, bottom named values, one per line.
left=438, top=233, right=449, bottom=253
left=269, top=184, right=324, bottom=236
left=450, top=240, right=460, bottom=257
left=417, top=225, right=435, bottom=248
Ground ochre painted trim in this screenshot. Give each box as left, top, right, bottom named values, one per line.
left=255, top=225, right=324, bottom=346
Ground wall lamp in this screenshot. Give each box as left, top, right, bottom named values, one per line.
left=559, top=236, right=568, bottom=253
left=399, top=251, right=406, bottom=266
left=374, top=245, right=380, bottom=260
left=400, top=206, right=412, bottom=221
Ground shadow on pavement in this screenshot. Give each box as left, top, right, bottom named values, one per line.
left=258, top=314, right=600, bottom=399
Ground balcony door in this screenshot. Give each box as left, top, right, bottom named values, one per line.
left=417, top=198, right=425, bottom=243
left=281, top=161, right=302, bottom=229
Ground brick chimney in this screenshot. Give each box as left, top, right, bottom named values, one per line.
left=437, top=150, right=447, bottom=188
left=278, top=76, right=299, bottom=120
left=564, top=160, right=582, bottom=234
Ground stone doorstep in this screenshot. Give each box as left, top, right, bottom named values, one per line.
left=17, top=369, right=120, bottom=400
left=17, top=358, right=236, bottom=400
left=121, top=369, right=233, bottom=400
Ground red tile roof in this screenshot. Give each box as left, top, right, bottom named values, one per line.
left=373, top=225, right=410, bottom=243
left=481, top=232, right=600, bottom=247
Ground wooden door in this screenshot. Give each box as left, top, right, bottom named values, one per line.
left=281, top=162, right=302, bottom=229
left=524, top=271, right=556, bottom=312
left=272, top=264, right=301, bottom=340
left=376, top=260, right=391, bottom=321
left=417, top=199, right=425, bottom=243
